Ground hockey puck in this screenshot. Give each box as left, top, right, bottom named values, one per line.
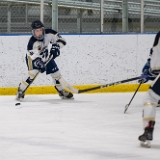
left=15, top=103, right=21, bottom=106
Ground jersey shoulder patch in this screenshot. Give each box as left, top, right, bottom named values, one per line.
left=27, top=36, right=37, bottom=50
left=45, top=29, right=57, bottom=35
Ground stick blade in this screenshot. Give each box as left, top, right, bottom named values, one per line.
left=124, top=104, right=129, bottom=113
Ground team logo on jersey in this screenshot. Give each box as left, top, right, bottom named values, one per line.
left=37, top=45, right=41, bottom=50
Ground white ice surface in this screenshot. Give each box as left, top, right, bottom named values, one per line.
left=0, top=93, right=160, bottom=160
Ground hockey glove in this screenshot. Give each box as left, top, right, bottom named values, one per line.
left=139, top=58, right=157, bottom=83
left=138, top=58, right=150, bottom=83
left=34, top=58, right=46, bottom=73
left=50, top=44, right=60, bottom=59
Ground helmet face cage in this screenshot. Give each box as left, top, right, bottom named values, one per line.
left=32, top=27, right=45, bottom=40
left=31, top=20, right=45, bottom=40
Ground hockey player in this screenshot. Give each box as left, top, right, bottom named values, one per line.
left=16, top=20, right=73, bottom=100
left=138, top=31, right=160, bottom=147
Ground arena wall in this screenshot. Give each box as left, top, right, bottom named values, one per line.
left=0, top=34, right=155, bottom=95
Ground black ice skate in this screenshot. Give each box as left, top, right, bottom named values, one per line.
left=55, top=86, right=73, bottom=99
left=138, top=121, right=155, bottom=148
left=16, top=88, right=25, bottom=101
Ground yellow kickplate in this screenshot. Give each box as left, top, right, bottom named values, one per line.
left=0, top=84, right=150, bottom=95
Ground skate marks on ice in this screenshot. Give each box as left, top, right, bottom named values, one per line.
left=0, top=95, right=93, bottom=109
left=149, top=144, right=160, bottom=149
left=0, top=93, right=160, bottom=160
left=0, top=92, right=145, bottom=111
left=0, top=136, right=139, bottom=160
left=139, top=142, right=160, bottom=149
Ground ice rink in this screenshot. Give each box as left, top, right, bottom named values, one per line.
left=0, top=92, right=160, bottom=160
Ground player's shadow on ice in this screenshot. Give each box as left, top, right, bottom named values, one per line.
left=150, top=144, right=160, bottom=149
left=138, top=144, right=160, bottom=149
left=39, top=98, right=92, bottom=104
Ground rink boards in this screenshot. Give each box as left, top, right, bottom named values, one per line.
left=0, top=83, right=151, bottom=95
left=0, top=33, right=155, bottom=95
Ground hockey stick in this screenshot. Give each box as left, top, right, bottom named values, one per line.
left=124, top=81, right=143, bottom=113
left=21, top=55, right=54, bottom=94
left=77, top=75, right=146, bottom=94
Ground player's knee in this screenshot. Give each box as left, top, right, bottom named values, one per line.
left=143, top=105, right=156, bottom=120
left=50, top=71, right=62, bottom=86
left=144, top=90, right=159, bottom=104
left=51, top=70, right=61, bottom=80
left=22, top=70, right=38, bottom=86
left=143, top=90, right=157, bottom=122
left=22, top=77, right=34, bottom=87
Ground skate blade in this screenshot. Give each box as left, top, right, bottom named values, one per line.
left=140, top=141, right=151, bottom=148
left=15, top=97, right=24, bottom=102
left=60, top=96, right=74, bottom=100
